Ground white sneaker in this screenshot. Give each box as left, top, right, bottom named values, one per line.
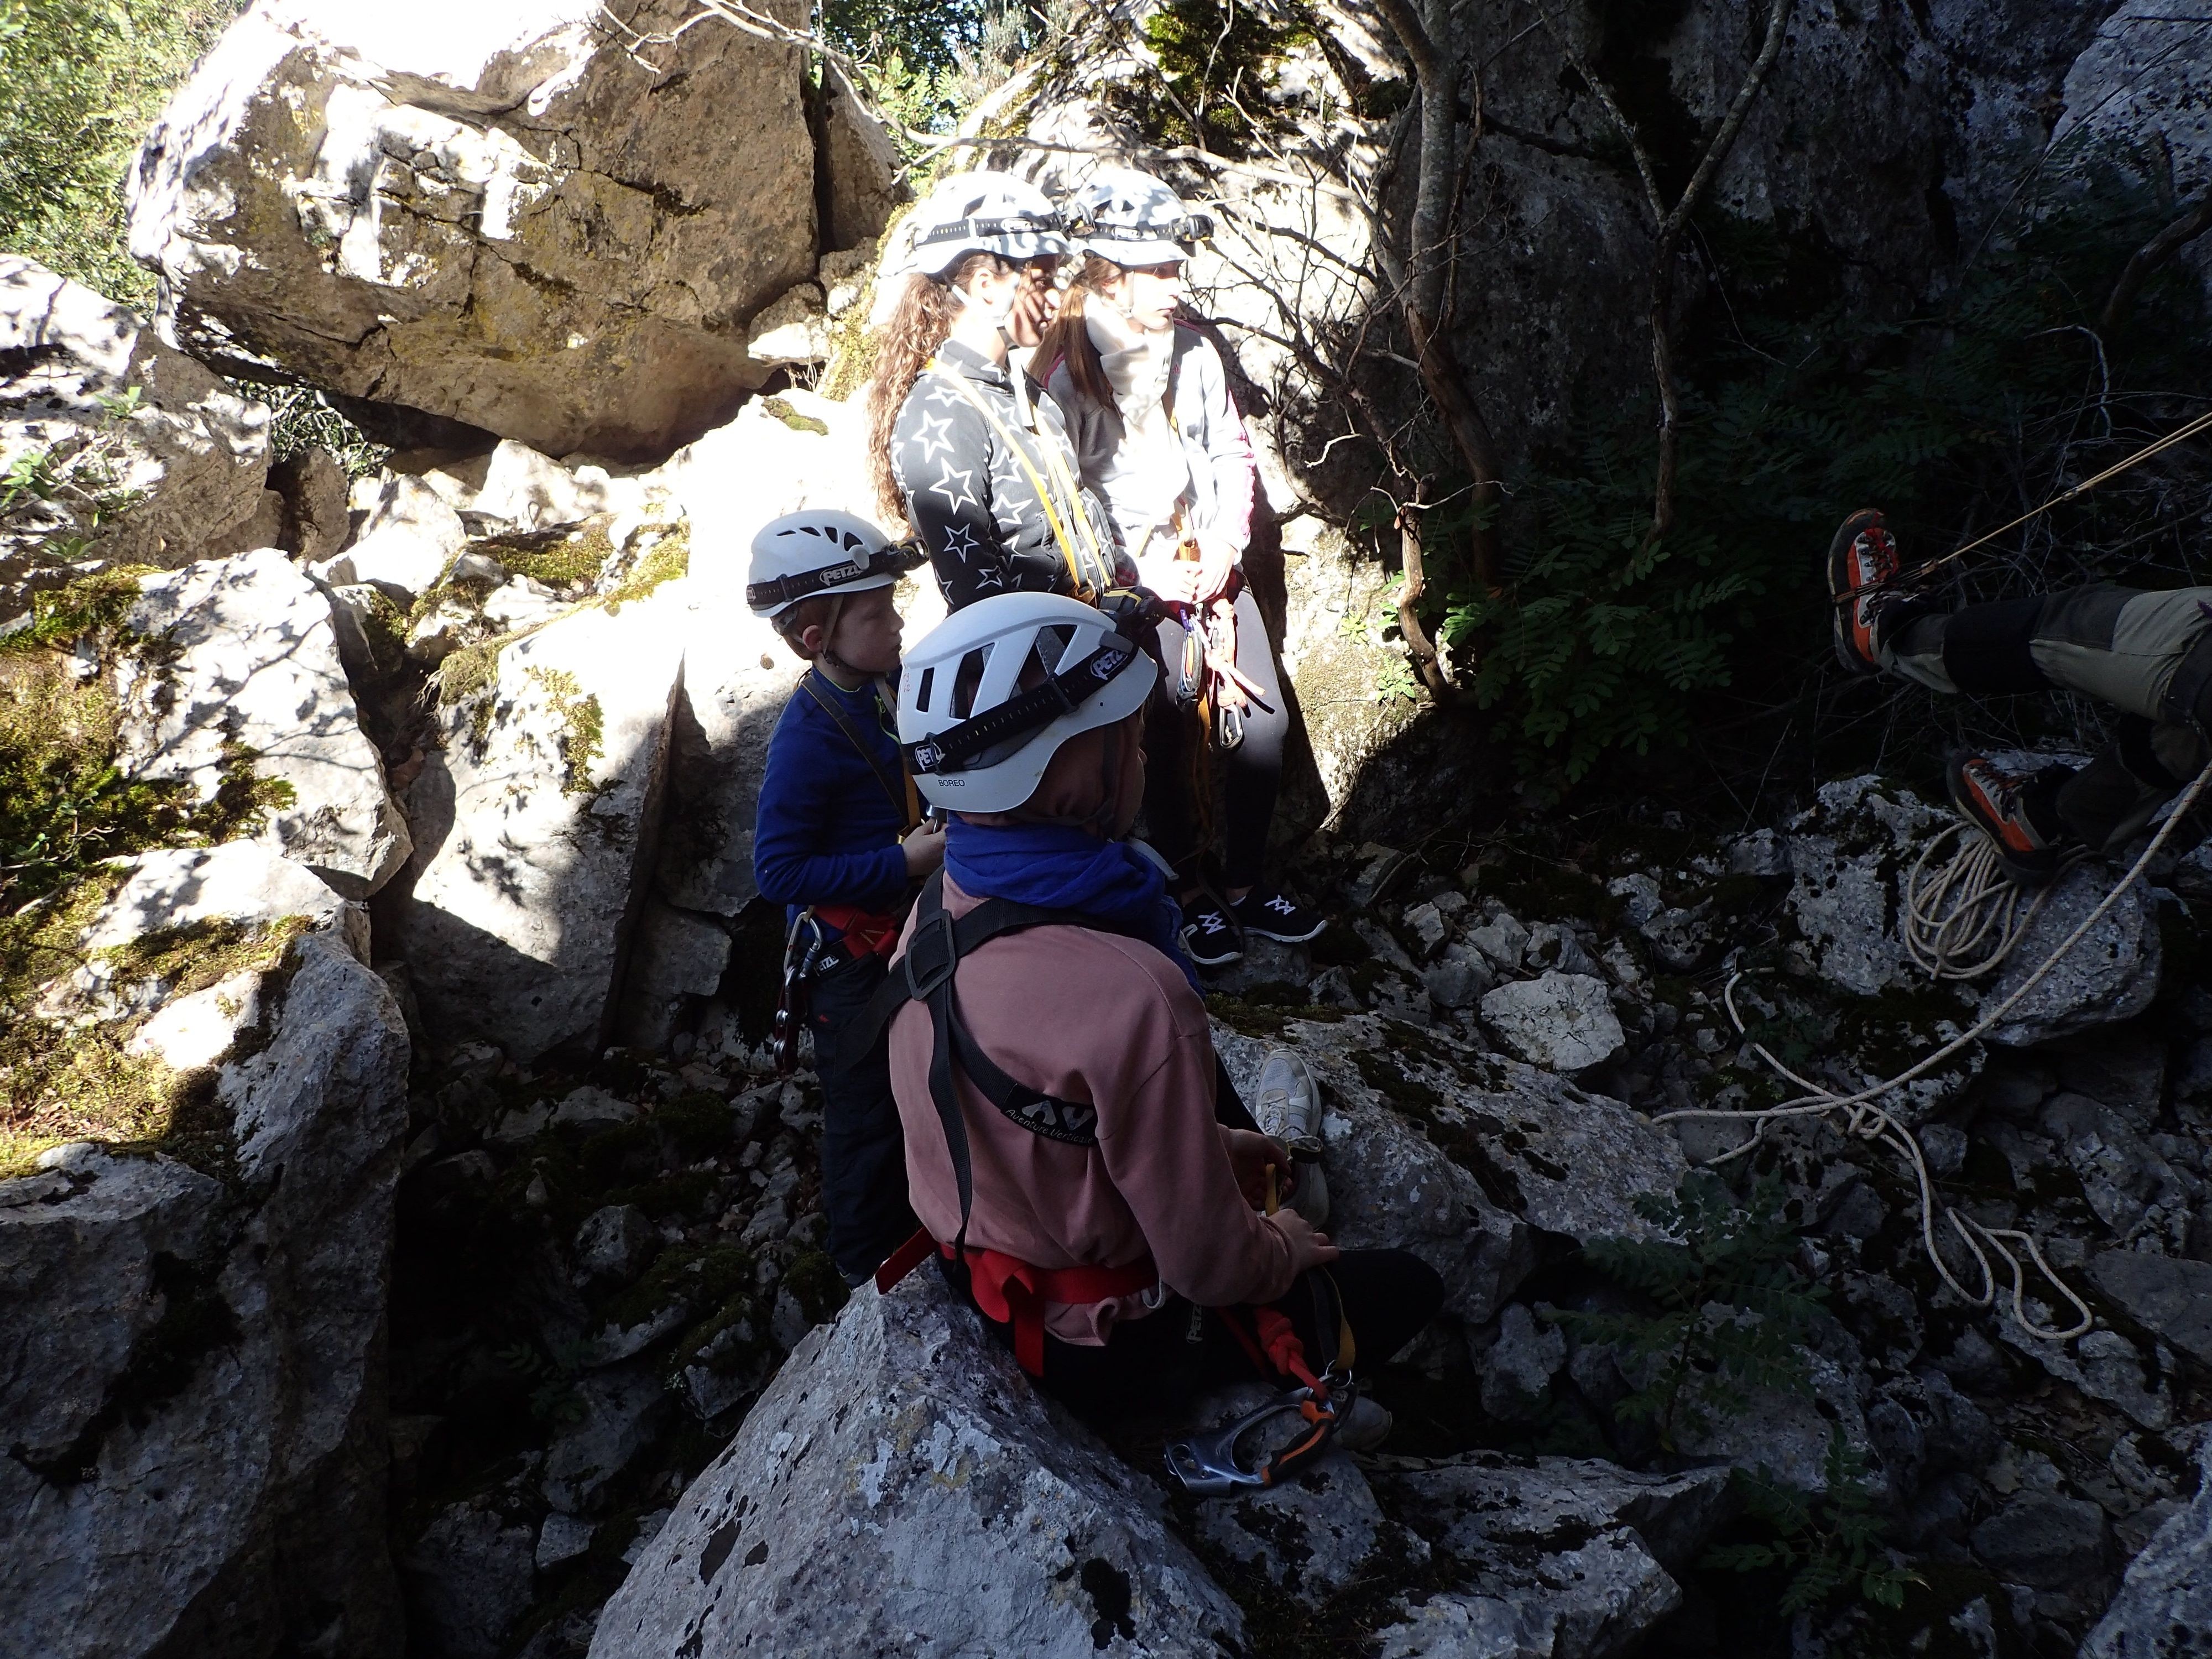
left=1254, top=1048, right=1321, bottom=1154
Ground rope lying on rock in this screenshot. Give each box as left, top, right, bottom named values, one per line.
left=1900, top=823, right=2072, bottom=981
left=1657, top=755, right=2212, bottom=1343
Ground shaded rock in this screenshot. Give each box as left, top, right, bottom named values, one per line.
left=269, top=446, right=351, bottom=561
left=537, top=1512, right=596, bottom=1571
left=0, top=256, right=270, bottom=596
left=1467, top=909, right=1531, bottom=973
left=1423, top=942, right=1493, bottom=1010
left=1783, top=776, right=2157, bottom=1045
left=2089, top=1250, right=2212, bottom=1366
left=0, top=932, right=410, bottom=1659
left=1478, top=1301, right=1568, bottom=1420
left=401, top=1500, right=539, bottom=1659
left=119, top=548, right=411, bottom=895
left=588, top=1269, right=1244, bottom=1657
left=324, top=580, right=410, bottom=685
left=2083, top=1431, right=2212, bottom=1658
left=1366, top=1453, right=1734, bottom=1659
left=613, top=896, right=732, bottom=1052
left=1971, top=1492, right=2110, bottom=1587
left=392, top=587, right=684, bottom=1062
left=1480, top=972, right=1626, bottom=1072
left=2002, top=1321, right=2171, bottom=1432
left=573, top=1204, right=654, bottom=1285
left=544, top=1362, right=671, bottom=1516
left=1192, top=1430, right=1380, bottom=1607
left=1214, top=1015, right=1533, bottom=1324
left=1670, top=1350, right=1874, bottom=1495
left=816, top=63, right=903, bottom=253
left=128, top=0, right=847, bottom=457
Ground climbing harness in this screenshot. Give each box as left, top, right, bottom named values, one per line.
left=1663, top=753, right=2212, bottom=1342
left=1164, top=1271, right=1357, bottom=1495
left=1833, top=407, right=2212, bottom=607
left=1899, top=822, right=2079, bottom=981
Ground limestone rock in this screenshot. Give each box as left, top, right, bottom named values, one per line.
left=613, top=896, right=732, bottom=1052
left=0, top=257, right=270, bottom=598
left=269, top=446, right=351, bottom=561
left=1783, top=776, right=2158, bottom=1046
left=1480, top=972, right=1626, bottom=1072
left=118, top=549, right=411, bottom=896
left=2089, top=1250, right=2212, bottom=1367
left=0, top=932, right=411, bottom=1659
left=544, top=1362, right=671, bottom=1516
left=1215, top=1015, right=1532, bottom=1324
left=1193, top=1440, right=1381, bottom=1608
left=588, top=1269, right=1245, bottom=1658
left=1365, top=1453, right=1734, bottom=1659
left=391, top=587, right=684, bottom=1061
left=817, top=64, right=903, bottom=253
left=127, top=0, right=855, bottom=458
left=2083, top=1430, right=2212, bottom=1658
left=400, top=1501, right=540, bottom=1659
left=319, top=472, right=466, bottom=600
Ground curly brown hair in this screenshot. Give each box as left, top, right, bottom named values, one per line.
left=1031, top=254, right=1125, bottom=411
left=864, top=253, right=1007, bottom=527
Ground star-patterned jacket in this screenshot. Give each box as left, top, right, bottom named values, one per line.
left=889, top=338, right=1126, bottom=611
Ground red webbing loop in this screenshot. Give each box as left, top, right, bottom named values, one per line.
left=949, top=1245, right=1157, bottom=1376
left=874, top=1226, right=937, bottom=1293
left=815, top=904, right=900, bottom=958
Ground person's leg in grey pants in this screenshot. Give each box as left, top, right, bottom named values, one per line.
left=1877, top=585, right=2212, bottom=853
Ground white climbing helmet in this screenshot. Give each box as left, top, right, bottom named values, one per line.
left=1068, top=168, right=1213, bottom=266
left=884, top=170, right=1070, bottom=282
left=897, top=592, right=1158, bottom=812
left=745, top=509, right=919, bottom=618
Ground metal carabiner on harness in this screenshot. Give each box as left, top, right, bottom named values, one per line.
left=1163, top=1368, right=1355, bottom=1495
left=771, top=911, right=827, bottom=1077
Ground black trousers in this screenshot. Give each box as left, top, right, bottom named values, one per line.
left=941, top=1246, right=1447, bottom=1422
left=1144, top=587, right=1290, bottom=890
left=808, top=952, right=919, bottom=1284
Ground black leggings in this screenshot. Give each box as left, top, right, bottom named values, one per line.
left=1144, top=586, right=1289, bottom=890
left=808, top=952, right=919, bottom=1283
left=942, top=1247, right=1447, bottom=1422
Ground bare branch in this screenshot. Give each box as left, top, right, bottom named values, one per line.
left=2100, top=190, right=2212, bottom=336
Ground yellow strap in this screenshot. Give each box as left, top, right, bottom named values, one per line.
left=926, top=361, right=1105, bottom=601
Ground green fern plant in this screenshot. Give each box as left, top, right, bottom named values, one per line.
left=1553, top=1172, right=1824, bottom=1451
left=1705, top=1427, right=1922, bottom=1614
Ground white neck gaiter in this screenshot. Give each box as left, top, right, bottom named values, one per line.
left=1085, top=301, right=1188, bottom=546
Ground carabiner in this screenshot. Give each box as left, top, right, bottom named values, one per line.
left=1163, top=1379, right=1347, bottom=1495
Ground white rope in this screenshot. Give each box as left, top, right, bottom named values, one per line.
left=1657, top=755, right=2212, bottom=1344
left=1900, top=823, right=2065, bottom=980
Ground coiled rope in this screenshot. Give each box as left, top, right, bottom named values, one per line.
left=1900, top=823, right=2077, bottom=980
left=1658, top=755, right=2212, bottom=1342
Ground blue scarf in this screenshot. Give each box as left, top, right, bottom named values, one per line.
left=944, top=819, right=1200, bottom=990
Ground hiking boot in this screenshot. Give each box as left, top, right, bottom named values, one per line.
left=1828, top=508, right=1905, bottom=675
left=1947, top=752, right=2066, bottom=885
left=1181, top=894, right=1244, bottom=966
left=1232, top=884, right=1324, bottom=945
left=1334, top=1394, right=1395, bottom=1454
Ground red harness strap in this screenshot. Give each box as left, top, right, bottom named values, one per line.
left=815, top=904, right=900, bottom=958
left=872, top=1227, right=1156, bottom=1376
left=956, top=1246, right=1159, bottom=1376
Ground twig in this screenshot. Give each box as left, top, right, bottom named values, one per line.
left=2100, top=189, right=2212, bottom=336
left=1396, top=512, right=1457, bottom=699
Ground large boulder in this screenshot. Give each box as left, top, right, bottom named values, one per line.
left=128, top=0, right=847, bottom=458
left=2082, top=1428, right=2212, bottom=1658
left=0, top=925, right=411, bottom=1659
left=1365, top=1454, right=1734, bottom=1659
left=389, top=586, right=684, bottom=1062
left=588, top=1268, right=1246, bottom=1658
left=0, top=258, right=270, bottom=600
left=117, top=549, right=411, bottom=897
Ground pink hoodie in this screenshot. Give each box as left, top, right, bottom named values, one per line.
left=888, top=871, right=1297, bottom=1344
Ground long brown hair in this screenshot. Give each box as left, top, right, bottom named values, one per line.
left=864, top=253, right=1005, bottom=526
left=1032, top=254, right=1124, bottom=411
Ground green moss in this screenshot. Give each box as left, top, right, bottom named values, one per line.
left=781, top=1248, right=852, bottom=1327
left=525, top=666, right=606, bottom=797
left=606, top=1240, right=755, bottom=1334
left=0, top=909, right=311, bottom=1178
left=0, top=566, right=150, bottom=653
left=1134, top=0, right=1314, bottom=156
left=1205, top=995, right=1345, bottom=1037
left=474, top=521, right=615, bottom=591
left=601, top=526, right=690, bottom=613
left=761, top=395, right=830, bottom=436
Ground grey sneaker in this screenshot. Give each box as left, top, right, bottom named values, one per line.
left=1334, top=1394, right=1394, bottom=1454
left=1254, top=1048, right=1321, bottom=1154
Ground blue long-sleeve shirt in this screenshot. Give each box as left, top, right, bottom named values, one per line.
left=753, top=671, right=910, bottom=933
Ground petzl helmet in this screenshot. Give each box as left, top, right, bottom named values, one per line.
left=746, top=510, right=920, bottom=618
left=1068, top=169, right=1214, bottom=266
left=898, top=592, right=1157, bottom=812
left=885, top=170, right=1070, bottom=282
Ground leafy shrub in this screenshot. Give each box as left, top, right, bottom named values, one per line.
left=1707, top=1428, right=1921, bottom=1614
left=1553, top=1171, right=1824, bottom=1451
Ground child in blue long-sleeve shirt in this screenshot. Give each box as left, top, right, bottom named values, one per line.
left=748, top=510, right=944, bottom=1284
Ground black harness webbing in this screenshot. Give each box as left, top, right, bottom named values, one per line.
left=843, top=870, right=1149, bottom=1255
